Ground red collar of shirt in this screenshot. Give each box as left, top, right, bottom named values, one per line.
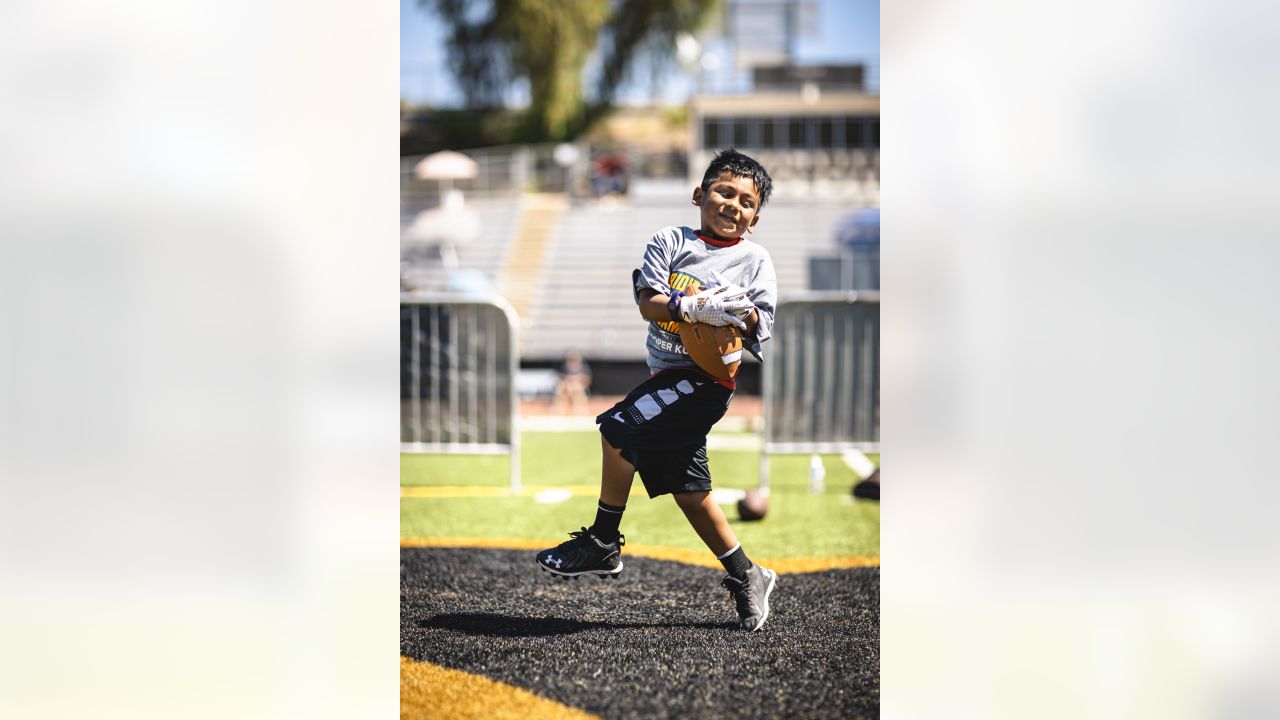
left=695, top=231, right=742, bottom=248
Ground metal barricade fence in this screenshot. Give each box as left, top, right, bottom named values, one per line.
left=400, top=295, right=521, bottom=492
left=760, top=291, right=880, bottom=488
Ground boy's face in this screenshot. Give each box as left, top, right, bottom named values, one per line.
left=692, top=172, right=761, bottom=240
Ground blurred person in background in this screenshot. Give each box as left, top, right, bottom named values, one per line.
left=591, top=150, right=629, bottom=198
left=551, top=351, right=593, bottom=415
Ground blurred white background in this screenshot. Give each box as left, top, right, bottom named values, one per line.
left=2, top=0, right=1279, bottom=717
left=885, top=0, right=1280, bottom=717
left=0, top=1, right=398, bottom=717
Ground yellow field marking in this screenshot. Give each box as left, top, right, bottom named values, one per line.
left=765, top=556, right=881, bottom=573
left=402, top=537, right=548, bottom=551
left=400, top=537, right=879, bottom=572
left=401, top=485, right=601, bottom=498
left=400, top=656, right=599, bottom=720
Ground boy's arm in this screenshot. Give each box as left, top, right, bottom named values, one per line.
left=637, top=289, right=670, bottom=323
left=638, top=288, right=754, bottom=329
left=742, top=255, right=778, bottom=360
left=633, top=229, right=679, bottom=306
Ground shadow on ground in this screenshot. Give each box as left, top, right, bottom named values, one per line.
left=420, top=612, right=736, bottom=636
left=401, top=547, right=879, bottom=720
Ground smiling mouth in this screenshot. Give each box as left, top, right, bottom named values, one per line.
left=718, top=214, right=737, bottom=224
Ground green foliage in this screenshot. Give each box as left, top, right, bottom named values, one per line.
left=401, top=432, right=881, bottom=559
left=663, top=105, right=690, bottom=127
left=421, top=0, right=719, bottom=142
left=400, top=107, right=523, bottom=155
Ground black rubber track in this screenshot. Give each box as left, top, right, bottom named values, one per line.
left=401, top=548, right=879, bottom=719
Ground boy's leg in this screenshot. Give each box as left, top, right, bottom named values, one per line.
left=671, top=490, right=738, bottom=557
left=674, top=490, right=777, bottom=632
left=599, top=435, right=635, bottom=506
left=590, top=436, right=634, bottom=542
left=534, top=435, right=633, bottom=578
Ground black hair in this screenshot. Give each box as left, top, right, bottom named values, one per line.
left=700, top=148, right=774, bottom=208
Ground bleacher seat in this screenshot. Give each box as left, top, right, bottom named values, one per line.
left=400, top=198, right=522, bottom=294
left=517, top=200, right=858, bottom=362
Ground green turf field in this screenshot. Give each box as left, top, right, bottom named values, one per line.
left=401, top=431, right=879, bottom=559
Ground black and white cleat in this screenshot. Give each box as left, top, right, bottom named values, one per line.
left=535, top=529, right=624, bottom=582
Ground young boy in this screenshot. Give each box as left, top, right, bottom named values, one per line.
left=536, top=149, right=779, bottom=632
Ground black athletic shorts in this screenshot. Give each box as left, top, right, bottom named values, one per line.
left=596, top=368, right=733, bottom=498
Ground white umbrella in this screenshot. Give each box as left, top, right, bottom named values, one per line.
left=414, top=150, right=479, bottom=204
left=414, top=150, right=478, bottom=180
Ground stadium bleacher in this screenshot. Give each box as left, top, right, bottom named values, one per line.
left=400, top=144, right=877, bottom=364
left=517, top=200, right=857, bottom=362
left=400, top=197, right=522, bottom=294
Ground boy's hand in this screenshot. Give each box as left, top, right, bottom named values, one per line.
left=703, top=272, right=754, bottom=312
left=716, top=283, right=755, bottom=319
left=678, top=286, right=751, bottom=330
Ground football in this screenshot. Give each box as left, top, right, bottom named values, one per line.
left=677, top=286, right=744, bottom=381
left=737, top=488, right=769, bottom=521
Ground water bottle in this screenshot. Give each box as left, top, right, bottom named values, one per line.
left=808, top=454, right=826, bottom=494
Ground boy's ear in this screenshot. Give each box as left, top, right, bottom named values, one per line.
left=691, top=187, right=704, bottom=206
left=746, top=214, right=761, bottom=234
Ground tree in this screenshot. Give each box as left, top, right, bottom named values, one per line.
left=422, top=0, right=719, bottom=141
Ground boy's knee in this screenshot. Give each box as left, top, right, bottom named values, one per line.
left=673, top=490, right=709, bottom=509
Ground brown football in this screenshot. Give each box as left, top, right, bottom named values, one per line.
left=677, top=286, right=744, bottom=381
left=737, top=488, right=769, bottom=521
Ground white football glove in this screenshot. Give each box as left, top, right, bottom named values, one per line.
left=678, top=285, right=752, bottom=330
left=715, top=283, right=755, bottom=319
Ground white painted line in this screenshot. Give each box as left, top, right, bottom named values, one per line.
left=533, top=488, right=574, bottom=504
left=711, top=488, right=746, bottom=505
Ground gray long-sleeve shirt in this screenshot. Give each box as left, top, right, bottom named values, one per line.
left=632, top=225, right=778, bottom=375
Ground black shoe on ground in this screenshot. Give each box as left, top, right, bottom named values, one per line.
left=721, top=564, right=777, bottom=631
left=852, top=476, right=880, bottom=501
left=536, top=527, right=624, bottom=579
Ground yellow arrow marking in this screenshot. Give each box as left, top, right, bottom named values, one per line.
left=401, top=656, right=599, bottom=720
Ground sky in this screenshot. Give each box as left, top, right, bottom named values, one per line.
left=400, top=0, right=880, bottom=107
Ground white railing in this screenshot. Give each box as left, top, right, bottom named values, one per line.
left=760, top=291, right=880, bottom=487
left=400, top=295, right=522, bottom=492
